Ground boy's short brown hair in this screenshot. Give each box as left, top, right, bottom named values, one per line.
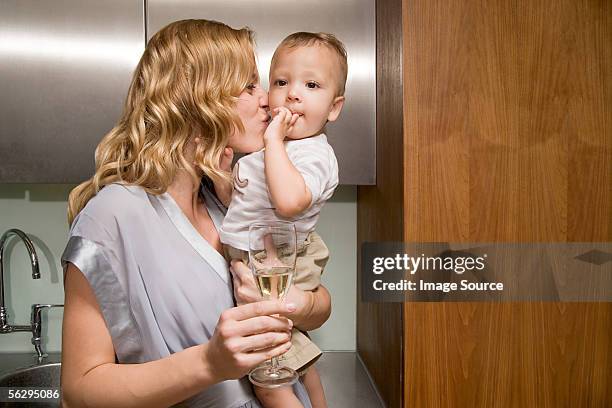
left=271, top=32, right=348, bottom=96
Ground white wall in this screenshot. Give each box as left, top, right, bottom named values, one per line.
left=0, top=184, right=356, bottom=353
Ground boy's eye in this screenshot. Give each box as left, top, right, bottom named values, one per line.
left=274, top=79, right=287, bottom=87
left=306, top=81, right=319, bottom=89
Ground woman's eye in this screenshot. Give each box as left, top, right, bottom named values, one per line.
left=306, top=82, right=319, bottom=89
left=274, top=80, right=287, bottom=87
left=246, top=83, right=257, bottom=91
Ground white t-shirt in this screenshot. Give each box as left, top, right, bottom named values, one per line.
left=219, top=133, right=338, bottom=251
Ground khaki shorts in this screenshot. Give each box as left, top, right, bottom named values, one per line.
left=225, top=230, right=329, bottom=371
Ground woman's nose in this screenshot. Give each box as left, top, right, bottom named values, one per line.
left=258, top=88, right=269, bottom=108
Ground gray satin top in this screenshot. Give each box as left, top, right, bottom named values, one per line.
left=61, top=183, right=312, bottom=408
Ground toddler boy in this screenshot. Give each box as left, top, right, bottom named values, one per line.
left=219, top=32, right=348, bottom=408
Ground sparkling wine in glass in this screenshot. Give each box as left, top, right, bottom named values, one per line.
left=248, top=221, right=298, bottom=388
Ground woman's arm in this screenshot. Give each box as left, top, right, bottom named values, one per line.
left=62, top=263, right=294, bottom=408
left=230, top=260, right=332, bottom=331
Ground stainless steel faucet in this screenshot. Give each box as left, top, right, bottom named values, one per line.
left=0, top=229, right=65, bottom=360
left=31, top=303, right=64, bottom=360
left=0, top=228, right=40, bottom=333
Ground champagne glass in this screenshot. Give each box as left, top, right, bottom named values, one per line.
left=248, top=221, right=298, bottom=388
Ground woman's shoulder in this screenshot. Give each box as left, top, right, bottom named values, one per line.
left=74, top=184, right=149, bottom=230
left=104, top=182, right=148, bottom=200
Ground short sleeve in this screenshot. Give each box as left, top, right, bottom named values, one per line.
left=290, top=144, right=338, bottom=206
left=61, top=212, right=143, bottom=362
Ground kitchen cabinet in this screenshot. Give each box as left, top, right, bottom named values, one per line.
left=0, top=0, right=144, bottom=183
left=0, top=0, right=375, bottom=185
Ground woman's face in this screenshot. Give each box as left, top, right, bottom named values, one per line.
left=228, top=79, right=269, bottom=153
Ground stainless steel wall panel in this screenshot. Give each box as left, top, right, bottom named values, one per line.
left=147, top=0, right=376, bottom=185
left=0, top=0, right=144, bottom=183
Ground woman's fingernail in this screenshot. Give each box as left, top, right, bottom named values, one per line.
left=286, top=303, right=296, bottom=312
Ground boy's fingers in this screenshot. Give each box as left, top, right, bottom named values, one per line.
left=270, top=113, right=282, bottom=124
left=290, top=113, right=299, bottom=126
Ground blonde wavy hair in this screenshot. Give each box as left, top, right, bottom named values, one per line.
left=67, top=19, right=256, bottom=224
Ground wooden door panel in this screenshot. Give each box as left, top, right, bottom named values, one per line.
left=402, top=1, right=611, bottom=407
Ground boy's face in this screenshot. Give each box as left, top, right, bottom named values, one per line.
left=268, top=45, right=345, bottom=140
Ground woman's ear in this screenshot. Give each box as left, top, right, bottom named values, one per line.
left=327, top=96, right=345, bottom=122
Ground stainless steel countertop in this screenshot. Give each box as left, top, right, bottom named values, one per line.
left=0, top=351, right=383, bottom=407
left=317, top=351, right=384, bottom=408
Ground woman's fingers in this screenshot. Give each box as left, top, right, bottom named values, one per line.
left=239, top=330, right=291, bottom=353
left=235, top=314, right=293, bottom=337
left=221, top=299, right=296, bottom=322
left=243, top=341, right=293, bottom=368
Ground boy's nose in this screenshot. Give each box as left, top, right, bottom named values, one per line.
left=287, top=89, right=301, bottom=102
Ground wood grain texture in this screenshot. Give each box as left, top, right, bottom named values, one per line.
left=356, top=0, right=404, bottom=406
left=402, top=0, right=611, bottom=407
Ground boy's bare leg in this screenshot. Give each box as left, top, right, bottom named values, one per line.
left=301, top=367, right=328, bottom=408
left=255, top=385, right=304, bottom=408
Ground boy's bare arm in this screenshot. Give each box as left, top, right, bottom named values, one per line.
left=264, top=108, right=311, bottom=218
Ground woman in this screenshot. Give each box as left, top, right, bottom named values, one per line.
left=60, top=19, right=331, bottom=407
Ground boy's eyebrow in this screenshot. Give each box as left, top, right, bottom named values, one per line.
left=299, top=70, right=328, bottom=82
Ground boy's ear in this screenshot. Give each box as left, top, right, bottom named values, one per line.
left=327, top=96, right=345, bottom=122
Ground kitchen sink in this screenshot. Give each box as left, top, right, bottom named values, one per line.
left=0, top=363, right=61, bottom=387
left=0, top=355, right=61, bottom=408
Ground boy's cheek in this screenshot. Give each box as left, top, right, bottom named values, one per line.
left=267, top=91, right=284, bottom=109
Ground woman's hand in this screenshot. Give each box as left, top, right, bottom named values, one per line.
left=203, top=300, right=295, bottom=382
left=230, top=261, right=331, bottom=331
